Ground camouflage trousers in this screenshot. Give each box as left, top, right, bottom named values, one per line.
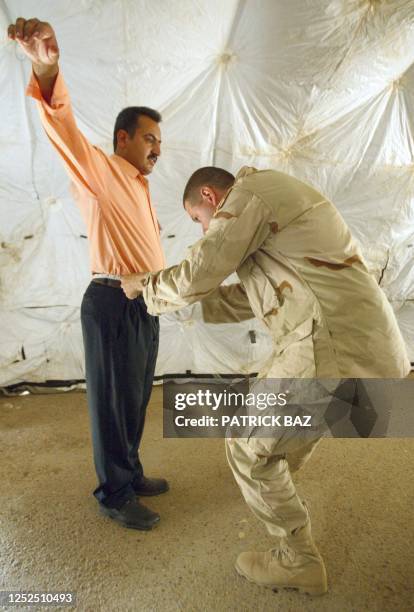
left=225, top=376, right=392, bottom=538
left=224, top=377, right=340, bottom=539
left=225, top=433, right=321, bottom=539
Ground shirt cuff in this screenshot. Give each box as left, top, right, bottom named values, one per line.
left=25, top=68, right=68, bottom=116
left=142, top=273, right=157, bottom=314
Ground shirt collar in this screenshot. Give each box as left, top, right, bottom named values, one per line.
left=110, top=154, right=148, bottom=185
left=235, top=166, right=257, bottom=181
left=215, top=167, right=258, bottom=211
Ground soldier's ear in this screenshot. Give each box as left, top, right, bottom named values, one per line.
left=200, top=187, right=217, bottom=206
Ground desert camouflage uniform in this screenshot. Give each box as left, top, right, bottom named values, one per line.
left=142, top=166, right=410, bottom=538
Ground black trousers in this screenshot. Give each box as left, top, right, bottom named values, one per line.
left=80, top=281, right=159, bottom=508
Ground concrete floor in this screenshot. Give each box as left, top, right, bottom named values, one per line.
left=1, top=386, right=414, bottom=612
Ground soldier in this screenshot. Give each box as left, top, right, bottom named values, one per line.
left=121, top=165, right=410, bottom=594
left=8, top=18, right=168, bottom=530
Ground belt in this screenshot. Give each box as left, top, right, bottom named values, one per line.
left=92, top=278, right=121, bottom=288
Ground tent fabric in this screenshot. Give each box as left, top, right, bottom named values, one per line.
left=0, top=0, right=413, bottom=385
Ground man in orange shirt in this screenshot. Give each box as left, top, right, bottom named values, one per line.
left=8, top=17, right=167, bottom=530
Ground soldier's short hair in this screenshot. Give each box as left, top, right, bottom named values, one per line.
left=183, top=167, right=235, bottom=206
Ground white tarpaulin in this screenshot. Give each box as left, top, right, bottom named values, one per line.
left=0, top=0, right=413, bottom=385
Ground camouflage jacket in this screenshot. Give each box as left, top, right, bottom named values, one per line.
left=142, top=167, right=410, bottom=378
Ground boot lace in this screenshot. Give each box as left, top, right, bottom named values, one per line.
left=271, top=544, right=296, bottom=564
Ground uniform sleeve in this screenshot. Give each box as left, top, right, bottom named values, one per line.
left=142, top=189, right=272, bottom=315
left=26, top=69, right=108, bottom=198
left=201, top=283, right=255, bottom=323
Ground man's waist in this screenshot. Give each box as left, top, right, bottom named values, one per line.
left=91, top=272, right=149, bottom=291
left=91, top=276, right=120, bottom=289
left=93, top=273, right=122, bottom=281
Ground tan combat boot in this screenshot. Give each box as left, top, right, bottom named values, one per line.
left=235, top=520, right=328, bottom=596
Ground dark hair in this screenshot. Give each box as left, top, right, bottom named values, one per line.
left=113, top=106, right=162, bottom=151
left=183, top=166, right=235, bottom=206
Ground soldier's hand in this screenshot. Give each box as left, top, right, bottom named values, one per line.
left=7, top=18, right=59, bottom=67
left=121, top=273, right=148, bottom=300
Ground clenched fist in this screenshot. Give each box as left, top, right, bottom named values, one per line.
left=7, top=18, right=59, bottom=68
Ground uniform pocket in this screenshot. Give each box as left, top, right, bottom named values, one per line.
left=268, top=317, right=317, bottom=378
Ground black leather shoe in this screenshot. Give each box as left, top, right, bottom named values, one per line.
left=133, top=476, right=169, bottom=497
left=99, top=499, right=160, bottom=530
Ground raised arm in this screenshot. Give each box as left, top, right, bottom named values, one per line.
left=8, top=18, right=108, bottom=197
left=8, top=18, right=59, bottom=101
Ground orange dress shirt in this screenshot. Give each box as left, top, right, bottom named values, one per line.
left=26, top=71, right=165, bottom=275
